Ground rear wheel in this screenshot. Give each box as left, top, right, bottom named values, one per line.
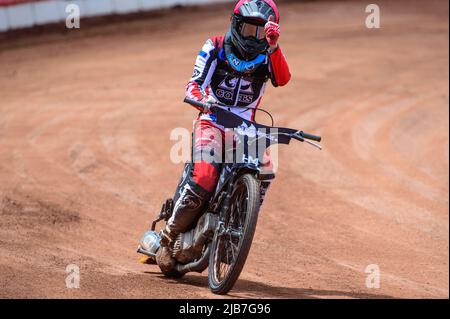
left=208, top=174, right=260, bottom=294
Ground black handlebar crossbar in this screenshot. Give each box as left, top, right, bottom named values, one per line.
left=183, top=97, right=322, bottom=143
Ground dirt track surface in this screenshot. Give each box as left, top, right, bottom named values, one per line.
left=0, top=0, right=448, bottom=298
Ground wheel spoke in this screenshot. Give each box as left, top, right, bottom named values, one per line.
left=228, top=234, right=236, bottom=261
left=214, top=238, right=221, bottom=280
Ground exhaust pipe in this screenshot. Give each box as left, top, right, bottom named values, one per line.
left=175, top=243, right=211, bottom=274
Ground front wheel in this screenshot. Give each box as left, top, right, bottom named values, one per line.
left=208, top=173, right=260, bottom=294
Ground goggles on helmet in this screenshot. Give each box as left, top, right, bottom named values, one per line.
left=240, top=22, right=266, bottom=40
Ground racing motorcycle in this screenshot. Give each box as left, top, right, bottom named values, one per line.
left=137, top=98, right=322, bottom=295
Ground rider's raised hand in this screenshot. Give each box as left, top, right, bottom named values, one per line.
left=265, top=15, right=280, bottom=51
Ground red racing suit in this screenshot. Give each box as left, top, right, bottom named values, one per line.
left=186, top=36, right=291, bottom=123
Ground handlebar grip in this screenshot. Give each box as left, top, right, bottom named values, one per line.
left=183, top=97, right=206, bottom=111
left=300, top=131, right=322, bottom=142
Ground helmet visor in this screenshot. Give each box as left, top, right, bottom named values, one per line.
left=240, top=22, right=266, bottom=40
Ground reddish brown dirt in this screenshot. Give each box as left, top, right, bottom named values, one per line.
left=0, top=0, right=448, bottom=298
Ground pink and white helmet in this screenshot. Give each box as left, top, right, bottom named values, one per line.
left=230, top=0, right=280, bottom=60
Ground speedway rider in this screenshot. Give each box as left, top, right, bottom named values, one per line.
left=155, top=0, right=291, bottom=273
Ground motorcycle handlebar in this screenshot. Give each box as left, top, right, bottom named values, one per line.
left=299, top=131, right=322, bottom=142
left=184, top=97, right=208, bottom=111
left=183, top=97, right=322, bottom=143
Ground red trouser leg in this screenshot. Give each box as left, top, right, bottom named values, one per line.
left=167, top=120, right=223, bottom=235
left=192, top=120, right=223, bottom=192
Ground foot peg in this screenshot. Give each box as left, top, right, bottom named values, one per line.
left=151, top=198, right=174, bottom=231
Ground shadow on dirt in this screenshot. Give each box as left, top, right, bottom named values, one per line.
left=149, top=273, right=396, bottom=299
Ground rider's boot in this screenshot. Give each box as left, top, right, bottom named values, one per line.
left=156, top=163, right=213, bottom=272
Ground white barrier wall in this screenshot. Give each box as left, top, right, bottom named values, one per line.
left=0, top=0, right=234, bottom=32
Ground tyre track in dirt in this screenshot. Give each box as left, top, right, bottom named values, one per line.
left=0, top=0, right=448, bottom=298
